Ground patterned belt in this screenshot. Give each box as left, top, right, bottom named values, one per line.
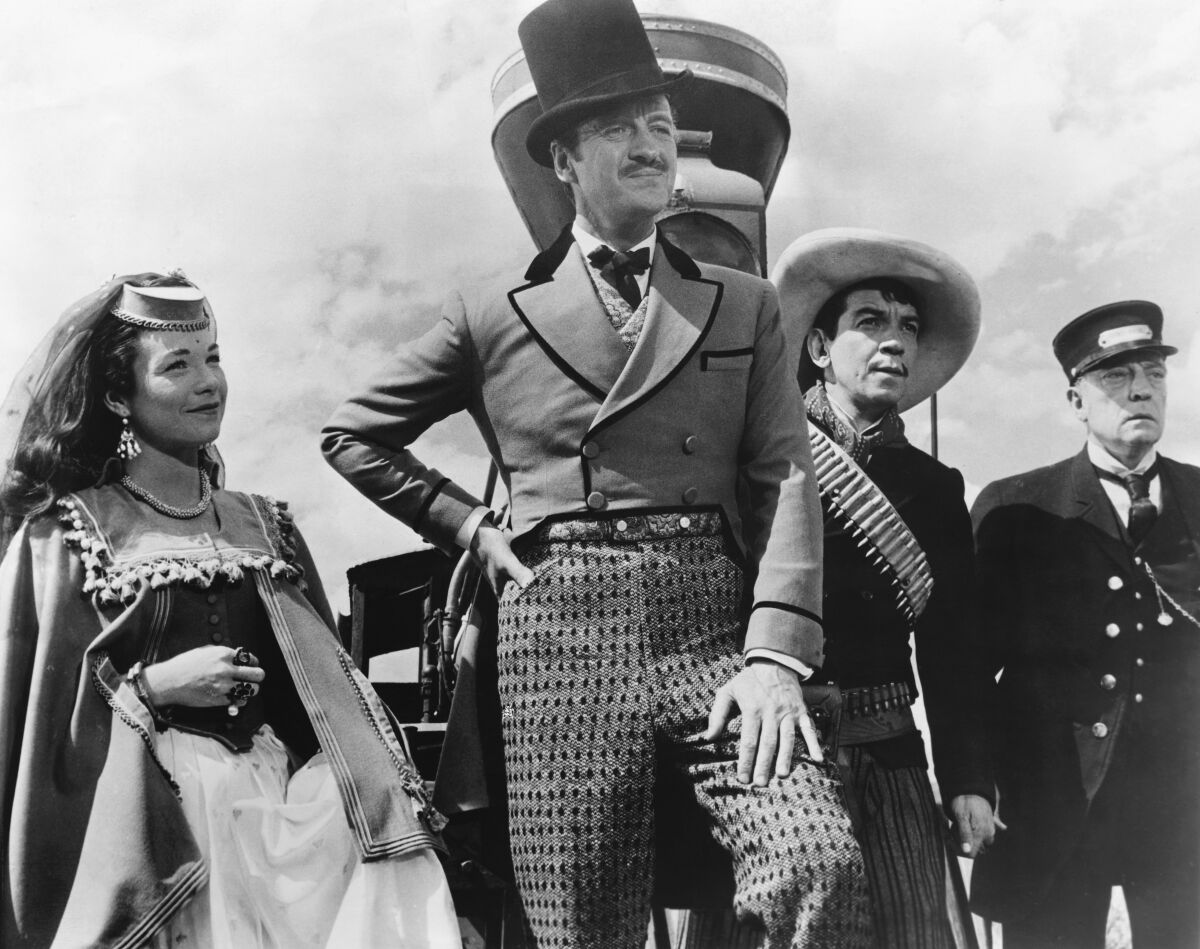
left=533, top=509, right=725, bottom=544
left=841, top=681, right=914, bottom=719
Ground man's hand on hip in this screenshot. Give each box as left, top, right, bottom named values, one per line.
left=704, top=660, right=824, bottom=786
left=470, top=524, right=535, bottom=595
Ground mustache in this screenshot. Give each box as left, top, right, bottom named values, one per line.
left=625, top=155, right=668, bottom=173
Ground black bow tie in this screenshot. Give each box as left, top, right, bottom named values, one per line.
left=587, top=245, right=650, bottom=309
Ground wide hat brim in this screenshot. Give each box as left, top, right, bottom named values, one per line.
left=771, top=227, right=981, bottom=413
left=525, top=69, right=691, bottom=168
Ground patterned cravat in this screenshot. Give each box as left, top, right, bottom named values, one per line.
left=1095, top=463, right=1159, bottom=543
left=587, top=245, right=650, bottom=309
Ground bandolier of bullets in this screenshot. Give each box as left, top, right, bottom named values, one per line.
left=808, top=426, right=935, bottom=631
left=842, top=681, right=915, bottom=718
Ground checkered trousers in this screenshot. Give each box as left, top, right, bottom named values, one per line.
left=496, top=528, right=873, bottom=949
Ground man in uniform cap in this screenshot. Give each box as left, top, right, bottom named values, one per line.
left=322, top=0, right=870, bottom=945
left=768, top=229, right=996, bottom=948
left=970, top=301, right=1200, bottom=948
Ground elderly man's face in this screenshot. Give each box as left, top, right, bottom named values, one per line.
left=552, top=95, right=676, bottom=240
left=808, top=288, right=920, bottom=423
left=1070, top=352, right=1168, bottom=465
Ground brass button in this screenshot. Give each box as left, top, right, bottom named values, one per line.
left=679, top=516, right=691, bottom=529
left=1107, top=576, right=1123, bottom=591
left=681, top=486, right=699, bottom=505
left=1136, top=657, right=1145, bottom=667
left=1134, top=556, right=1142, bottom=565
left=1134, top=592, right=1143, bottom=600
left=1092, top=722, right=1109, bottom=739
left=1136, top=622, right=1145, bottom=631
left=208, top=614, right=221, bottom=626
left=615, top=520, right=628, bottom=532
left=582, top=442, right=600, bottom=459
left=1100, top=674, right=1116, bottom=690
left=1134, top=693, right=1144, bottom=703
left=682, top=435, right=700, bottom=455
left=1105, top=623, right=1120, bottom=638
left=586, top=491, right=606, bottom=510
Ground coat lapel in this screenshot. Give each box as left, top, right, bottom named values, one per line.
left=1067, top=448, right=1133, bottom=570
left=1160, top=457, right=1200, bottom=564
left=588, top=239, right=722, bottom=434
left=508, top=248, right=630, bottom=400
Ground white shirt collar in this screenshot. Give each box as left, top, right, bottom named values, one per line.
left=1086, top=437, right=1158, bottom=477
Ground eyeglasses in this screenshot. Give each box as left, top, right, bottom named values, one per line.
left=1084, top=362, right=1168, bottom=392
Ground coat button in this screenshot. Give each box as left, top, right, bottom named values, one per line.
left=1136, top=622, right=1144, bottom=631
left=1105, top=623, right=1119, bottom=638
left=582, top=442, right=600, bottom=459
left=682, top=435, right=700, bottom=454
left=1134, top=693, right=1144, bottom=703
left=1134, top=592, right=1143, bottom=600
left=208, top=614, right=221, bottom=625
left=1136, top=657, right=1144, bottom=667
left=1100, top=674, right=1116, bottom=690
left=211, top=632, right=224, bottom=644
left=1107, top=576, right=1123, bottom=590
left=586, top=491, right=606, bottom=510
left=1091, top=722, right=1109, bottom=738
left=206, top=592, right=219, bottom=605
left=681, top=487, right=699, bottom=505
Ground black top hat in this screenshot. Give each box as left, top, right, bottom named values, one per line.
left=1052, top=300, right=1177, bottom=381
left=519, top=0, right=691, bottom=168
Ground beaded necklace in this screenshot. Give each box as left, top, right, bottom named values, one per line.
left=119, top=468, right=213, bottom=519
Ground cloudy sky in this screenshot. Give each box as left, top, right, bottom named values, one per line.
left=3, top=0, right=1198, bottom=614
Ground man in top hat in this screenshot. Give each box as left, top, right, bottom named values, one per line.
left=766, top=229, right=995, bottom=948
left=322, top=0, right=871, bottom=946
left=970, top=302, right=1200, bottom=948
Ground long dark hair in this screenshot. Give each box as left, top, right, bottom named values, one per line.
left=0, top=273, right=198, bottom=529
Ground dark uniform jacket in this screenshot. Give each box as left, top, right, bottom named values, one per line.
left=814, top=423, right=993, bottom=804
left=969, top=448, right=1200, bottom=921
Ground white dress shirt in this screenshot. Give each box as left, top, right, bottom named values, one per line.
left=1087, top=438, right=1161, bottom=528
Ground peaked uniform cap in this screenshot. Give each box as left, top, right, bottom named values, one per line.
left=519, top=0, right=691, bottom=167
left=1052, top=300, right=1176, bottom=381
left=772, top=227, right=981, bottom=412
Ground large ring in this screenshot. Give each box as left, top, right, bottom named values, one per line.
left=233, top=647, right=255, bottom=666
left=229, top=681, right=255, bottom=702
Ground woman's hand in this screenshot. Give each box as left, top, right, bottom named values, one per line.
left=140, top=645, right=265, bottom=710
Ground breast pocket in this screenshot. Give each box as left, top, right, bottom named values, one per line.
left=700, top=348, right=753, bottom=372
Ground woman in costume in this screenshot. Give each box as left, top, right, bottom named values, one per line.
left=0, top=272, right=461, bottom=948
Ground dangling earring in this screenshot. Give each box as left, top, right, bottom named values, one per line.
left=117, top=418, right=141, bottom=460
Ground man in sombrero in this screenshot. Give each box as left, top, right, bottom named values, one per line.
left=771, top=229, right=998, bottom=948
left=322, top=1, right=871, bottom=946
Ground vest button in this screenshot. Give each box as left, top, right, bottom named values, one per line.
left=1100, top=674, right=1116, bottom=690
left=211, top=633, right=224, bottom=644
left=681, top=487, right=699, bottom=505
left=682, top=435, right=700, bottom=454
left=1105, top=623, right=1120, bottom=638
left=1107, top=576, right=1123, bottom=590
left=1091, top=722, right=1109, bottom=739
left=582, top=442, right=600, bottom=459
left=586, top=491, right=606, bottom=510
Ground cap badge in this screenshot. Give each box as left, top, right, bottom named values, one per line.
left=1097, top=324, right=1153, bottom=349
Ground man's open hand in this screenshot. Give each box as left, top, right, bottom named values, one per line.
left=704, top=661, right=823, bottom=786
